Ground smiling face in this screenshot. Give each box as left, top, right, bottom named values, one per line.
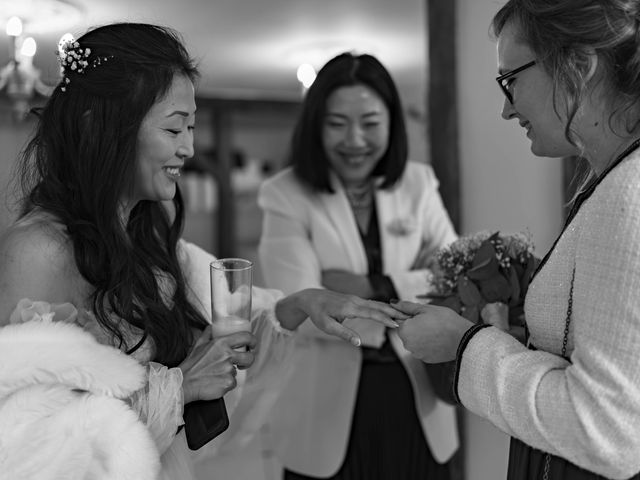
left=131, top=73, right=196, bottom=206
left=322, top=84, right=390, bottom=188
left=497, top=21, right=577, bottom=158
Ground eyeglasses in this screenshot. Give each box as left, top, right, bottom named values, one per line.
left=495, top=60, right=536, bottom=104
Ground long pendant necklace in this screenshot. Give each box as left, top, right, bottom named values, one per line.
left=534, top=136, right=640, bottom=478
left=525, top=135, right=640, bottom=343
left=532, top=135, right=640, bottom=279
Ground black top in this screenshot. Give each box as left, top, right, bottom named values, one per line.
left=358, top=202, right=398, bottom=361
left=358, top=202, right=398, bottom=302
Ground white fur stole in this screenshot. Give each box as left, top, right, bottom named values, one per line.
left=0, top=320, right=160, bottom=480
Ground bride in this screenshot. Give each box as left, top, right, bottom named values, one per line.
left=0, top=22, right=403, bottom=480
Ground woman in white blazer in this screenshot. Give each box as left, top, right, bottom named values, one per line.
left=258, top=52, right=459, bottom=480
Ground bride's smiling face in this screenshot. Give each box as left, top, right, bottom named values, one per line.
left=129, top=73, right=196, bottom=207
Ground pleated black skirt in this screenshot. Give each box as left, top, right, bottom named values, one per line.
left=284, top=342, right=452, bottom=480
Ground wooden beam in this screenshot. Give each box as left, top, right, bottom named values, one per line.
left=426, top=4, right=465, bottom=479
left=212, top=108, right=235, bottom=258
left=427, top=0, right=461, bottom=231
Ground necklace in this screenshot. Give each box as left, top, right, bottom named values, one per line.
left=534, top=137, right=640, bottom=480
left=524, top=135, right=640, bottom=362
left=345, top=183, right=374, bottom=209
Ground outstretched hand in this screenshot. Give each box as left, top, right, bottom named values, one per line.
left=393, top=301, right=473, bottom=363
left=275, top=288, right=407, bottom=346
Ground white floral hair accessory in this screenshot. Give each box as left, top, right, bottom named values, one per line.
left=57, top=38, right=111, bottom=92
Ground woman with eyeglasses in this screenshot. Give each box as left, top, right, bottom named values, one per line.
left=394, top=0, right=640, bottom=479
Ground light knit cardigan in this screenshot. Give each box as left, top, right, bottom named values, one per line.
left=457, top=151, right=640, bottom=479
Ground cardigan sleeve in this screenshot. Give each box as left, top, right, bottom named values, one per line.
left=455, top=160, right=640, bottom=479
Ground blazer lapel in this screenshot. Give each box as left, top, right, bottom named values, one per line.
left=376, top=181, right=421, bottom=274
left=319, top=174, right=368, bottom=273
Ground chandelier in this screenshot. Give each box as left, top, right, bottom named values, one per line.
left=0, top=0, right=84, bottom=120
left=0, top=16, right=53, bottom=119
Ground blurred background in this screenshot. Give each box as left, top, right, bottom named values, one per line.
left=0, top=0, right=565, bottom=478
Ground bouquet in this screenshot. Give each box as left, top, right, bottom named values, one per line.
left=422, top=231, right=539, bottom=330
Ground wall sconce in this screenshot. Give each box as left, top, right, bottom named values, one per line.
left=296, top=63, right=316, bottom=96
left=0, top=16, right=54, bottom=120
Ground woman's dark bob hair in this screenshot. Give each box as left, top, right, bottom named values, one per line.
left=290, top=52, right=408, bottom=192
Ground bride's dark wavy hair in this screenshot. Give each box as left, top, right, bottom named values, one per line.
left=17, top=23, right=207, bottom=367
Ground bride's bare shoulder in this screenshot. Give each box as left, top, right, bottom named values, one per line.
left=0, top=214, right=71, bottom=264
left=0, top=215, right=78, bottom=324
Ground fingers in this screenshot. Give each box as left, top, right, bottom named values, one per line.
left=193, top=324, right=214, bottom=347
left=322, top=317, right=361, bottom=346
left=348, top=299, right=408, bottom=327
left=361, top=298, right=409, bottom=318
left=209, top=373, right=238, bottom=400
left=387, top=302, right=412, bottom=319
left=221, top=374, right=237, bottom=395
left=359, top=310, right=400, bottom=328
left=375, top=302, right=410, bottom=320
left=388, top=300, right=429, bottom=316
left=230, top=349, right=256, bottom=370
left=216, top=331, right=257, bottom=351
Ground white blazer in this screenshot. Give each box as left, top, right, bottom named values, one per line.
left=257, top=162, right=460, bottom=477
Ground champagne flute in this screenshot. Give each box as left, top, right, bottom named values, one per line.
left=184, top=257, right=252, bottom=450
left=210, top=258, right=253, bottom=347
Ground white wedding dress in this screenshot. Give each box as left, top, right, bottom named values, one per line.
left=5, top=238, right=295, bottom=480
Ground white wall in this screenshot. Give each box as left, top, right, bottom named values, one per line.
left=0, top=108, right=33, bottom=232
left=455, top=0, right=564, bottom=479
left=457, top=0, right=563, bottom=248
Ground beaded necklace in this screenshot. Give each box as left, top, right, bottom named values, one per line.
left=345, top=182, right=374, bottom=209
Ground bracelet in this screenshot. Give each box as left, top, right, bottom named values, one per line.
left=452, top=323, right=492, bottom=404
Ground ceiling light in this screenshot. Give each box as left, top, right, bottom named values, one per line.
left=296, top=63, right=316, bottom=90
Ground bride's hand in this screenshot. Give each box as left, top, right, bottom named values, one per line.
left=179, top=325, right=257, bottom=404
left=275, top=288, right=407, bottom=346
